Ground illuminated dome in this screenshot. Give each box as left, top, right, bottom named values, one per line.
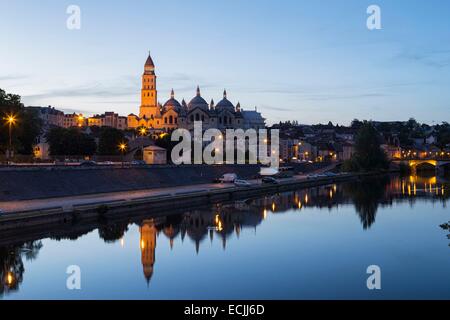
left=216, top=90, right=235, bottom=111
left=188, top=86, right=209, bottom=111
left=163, top=89, right=182, bottom=111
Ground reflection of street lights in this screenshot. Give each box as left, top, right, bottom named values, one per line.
left=6, top=271, right=15, bottom=288
left=119, top=143, right=127, bottom=168
left=4, top=113, right=17, bottom=160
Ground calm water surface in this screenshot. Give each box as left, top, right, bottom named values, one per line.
left=1, top=175, right=450, bottom=300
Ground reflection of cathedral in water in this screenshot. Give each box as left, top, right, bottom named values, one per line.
left=140, top=220, right=157, bottom=284
left=136, top=174, right=449, bottom=284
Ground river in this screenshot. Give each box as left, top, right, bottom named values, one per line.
left=1, top=174, right=450, bottom=299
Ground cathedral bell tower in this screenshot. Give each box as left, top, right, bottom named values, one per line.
left=140, top=52, right=159, bottom=119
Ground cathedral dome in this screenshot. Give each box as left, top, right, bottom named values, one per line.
left=163, top=89, right=182, bottom=111
left=188, top=86, right=209, bottom=111
left=216, top=90, right=235, bottom=111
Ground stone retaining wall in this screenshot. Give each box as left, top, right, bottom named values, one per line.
left=0, top=163, right=324, bottom=201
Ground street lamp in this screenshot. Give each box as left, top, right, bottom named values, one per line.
left=139, top=127, right=148, bottom=137
left=138, top=127, right=148, bottom=160
left=4, top=113, right=17, bottom=161
left=119, top=143, right=127, bottom=167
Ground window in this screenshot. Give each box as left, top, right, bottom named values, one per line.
left=190, top=115, right=194, bottom=122
left=164, top=117, right=167, bottom=124
left=196, top=114, right=200, bottom=121
left=169, top=116, right=173, bottom=124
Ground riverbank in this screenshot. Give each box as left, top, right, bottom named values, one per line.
left=0, top=163, right=329, bottom=201
left=0, top=170, right=388, bottom=232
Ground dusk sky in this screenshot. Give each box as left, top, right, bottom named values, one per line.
left=1, top=0, right=450, bottom=125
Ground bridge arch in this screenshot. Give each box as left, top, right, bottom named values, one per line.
left=408, top=159, right=450, bottom=175
left=409, top=160, right=437, bottom=173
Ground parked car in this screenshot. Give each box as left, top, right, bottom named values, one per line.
left=79, top=160, right=97, bottom=167
left=234, top=179, right=252, bottom=187
left=262, top=177, right=278, bottom=184
left=324, top=172, right=338, bottom=177
left=131, top=160, right=146, bottom=165
left=217, top=173, right=238, bottom=183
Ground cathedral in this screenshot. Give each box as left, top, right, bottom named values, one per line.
left=127, top=53, right=266, bottom=132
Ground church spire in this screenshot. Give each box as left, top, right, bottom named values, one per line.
left=145, top=51, right=155, bottom=68
left=223, top=89, right=227, bottom=99
left=196, top=86, right=201, bottom=96
left=171, top=88, right=174, bottom=99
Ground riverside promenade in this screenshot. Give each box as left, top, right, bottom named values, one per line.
left=0, top=173, right=373, bottom=233
left=0, top=163, right=363, bottom=231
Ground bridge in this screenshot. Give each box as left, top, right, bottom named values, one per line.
left=395, top=159, right=450, bottom=175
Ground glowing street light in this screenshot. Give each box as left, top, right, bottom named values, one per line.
left=119, top=142, right=127, bottom=167
left=119, top=143, right=127, bottom=152
left=139, top=127, right=148, bottom=137
left=138, top=127, right=148, bottom=160
left=4, top=113, right=17, bottom=160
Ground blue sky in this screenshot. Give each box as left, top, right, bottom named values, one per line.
left=1, top=0, right=449, bottom=125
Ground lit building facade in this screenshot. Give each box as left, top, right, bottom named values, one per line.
left=127, top=53, right=266, bottom=133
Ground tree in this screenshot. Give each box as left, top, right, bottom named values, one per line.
left=351, top=119, right=363, bottom=130
left=436, top=122, right=450, bottom=149
left=97, top=127, right=125, bottom=155
left=0, top=88, right=42, bottom=155
left=46, top=127, right=96, bottom=156
left=346, top=121, right=389, bottom=172
left=155, top=133, right=177, bottom=163
left=16, top=108, right=42, bottom=154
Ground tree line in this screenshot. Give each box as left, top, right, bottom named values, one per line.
left=0, top=88, right=42, bottom=155
left=46, top=126, right=126, bottom=156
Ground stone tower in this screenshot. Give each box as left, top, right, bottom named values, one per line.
left=139, top=53, right=159, bottom=119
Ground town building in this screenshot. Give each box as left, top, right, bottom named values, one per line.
left=143, top=145, right=167, bottom=165
left=63, top=113, right=85, bottom=128
left=88, top=112, right=127, bottom=130
left=26, top=106, right=65, bottom=129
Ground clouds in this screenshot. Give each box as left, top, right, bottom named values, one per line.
left=22, top=75, right=138, bottom=100
left=0, top=74, right=29, bottom=81
left=395, top=48, right=450, bottom=69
